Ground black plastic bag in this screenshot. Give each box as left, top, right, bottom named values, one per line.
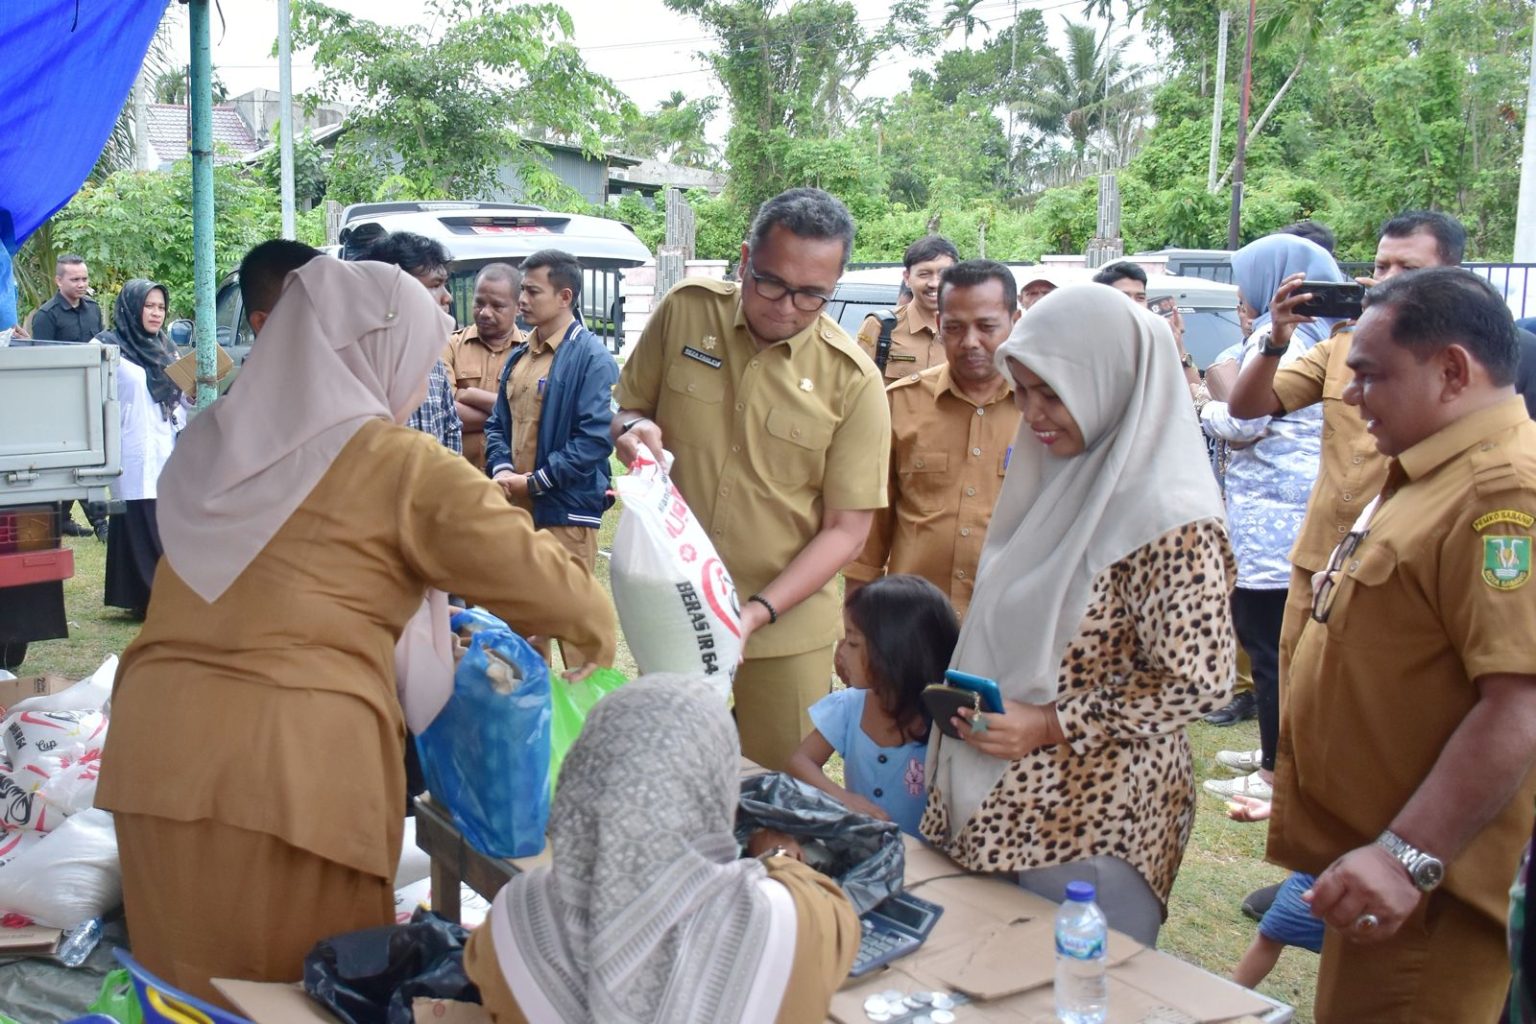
left=734, top=771, right=905, bottom=913
left=302, top=908, right=480, bottom=1024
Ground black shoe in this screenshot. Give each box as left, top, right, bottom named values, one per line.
left=1204, top=690, right=1257, bottom=726
left=1242, top=882, right=1282, bottom=922
left=61, top=520, right=92, bottom=537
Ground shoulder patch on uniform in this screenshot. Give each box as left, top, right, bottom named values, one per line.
left=1473, top=509, right=1536, bottom=531
left=675, top=276, right=737, bottom=295
left=1482, top=535, right=1532, bottom=590
left=886, top=373, right=921, bottom=391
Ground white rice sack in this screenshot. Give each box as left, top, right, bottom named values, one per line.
left=0, top=808, right=120, bottom=928
left=611, top=448, right=740, bottom=698
left=37, top=758, right=100, bottom=819
left=2, top=710, right=106, bottom=777
left=0, top=771, right=51, bottom=831
left=0, top=829, right=44, bottom=872
left=10, top=656, right=117, bottom=716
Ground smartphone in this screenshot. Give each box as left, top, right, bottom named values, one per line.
left=1293, top=281, right=1365, bottom=320
left=1147, top=295, right=1178, bottom=319
left=942, top=669, right=1005, bottom=714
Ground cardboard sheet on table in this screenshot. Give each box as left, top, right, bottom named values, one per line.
left=922, top=916, right=1141, bottom=1000
left=1110, top=949, right=1274, bottom=1022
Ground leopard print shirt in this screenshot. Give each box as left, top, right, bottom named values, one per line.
left=919, top=517, right=1236, bottom=903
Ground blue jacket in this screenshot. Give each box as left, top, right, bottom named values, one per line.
left=484, top=320, right=618, bottom=529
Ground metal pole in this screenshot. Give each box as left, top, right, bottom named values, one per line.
left=1207, top=9, right=1229, bottom=192
left=278, top=0, right=297, bottom=238
left=1515, top=3, right=1536, bottom=261
left=190, top=0, right=218, bottom=408
left=1225, top=0, right=1256, bottom=250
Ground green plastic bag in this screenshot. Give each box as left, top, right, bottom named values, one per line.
left=549, top=668, right=628, bottom=789
left=88, top=967, right=143, bottom=1024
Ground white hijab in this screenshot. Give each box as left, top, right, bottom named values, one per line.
left=156, top=257, right=457, bottom=731
left=931, top=283, right=1227, bottom=827
left=490, top=675, right=790, bottom=1024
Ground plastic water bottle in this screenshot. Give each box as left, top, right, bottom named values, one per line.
left=1054, top=880, right=1108, bottom=1024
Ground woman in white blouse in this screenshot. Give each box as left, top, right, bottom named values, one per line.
left=98, top=279, right=184, bottom=616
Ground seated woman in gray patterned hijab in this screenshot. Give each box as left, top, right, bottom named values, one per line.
left=464, top=674, right=860, bottom=1024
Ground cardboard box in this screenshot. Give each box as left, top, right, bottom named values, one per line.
left=165, top=346, right=233, bottom=397
left=0, top=674, right=67, bottom=714
left=214, top=981, right=492, bottom=1024
left=0, top=924, right=62, bottom=958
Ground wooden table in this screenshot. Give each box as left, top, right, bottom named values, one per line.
left=413, top=771, right=1292, bottom=1024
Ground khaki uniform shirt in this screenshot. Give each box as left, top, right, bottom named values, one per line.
left=445, top=323, right=523, bottom=470
left=95, top=420, right=615, bottom=881
left=845, top=364, right=1020, bottom=617
left=1269, top=397, right=1536, bottom=926
left=614, top=278, right=891, bottom=658
left=1271, top=325, right=1390, bottom=572
left=504, top=328, right=562, bottom=514
left=857, top=302, right=945, bottom=384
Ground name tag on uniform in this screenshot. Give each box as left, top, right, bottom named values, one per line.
left=683, top=346, right=723, bottom=369
left=888, top=353, right=917, bottom=362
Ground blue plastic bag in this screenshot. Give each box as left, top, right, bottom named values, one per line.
left=416, top=610, right=551, bottom=858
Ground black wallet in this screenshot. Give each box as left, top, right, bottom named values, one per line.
left=921, top=684, right=981, bottom=739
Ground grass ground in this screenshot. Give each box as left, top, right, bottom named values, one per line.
left=20, top=521, right=1318, bottom=1021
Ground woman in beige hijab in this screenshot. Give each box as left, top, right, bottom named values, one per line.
left=95, top=257, right=615, bottom=1006
left=920, top=283, right=1236, bottom=945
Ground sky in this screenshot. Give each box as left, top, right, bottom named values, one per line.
left=168, top=0, right=1146, bottom=136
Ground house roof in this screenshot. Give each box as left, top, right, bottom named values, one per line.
left=145, top=103, right=262, bottom=165
left=608, top=158, right=727, bottom=194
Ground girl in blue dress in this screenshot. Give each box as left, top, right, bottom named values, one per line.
left=787, top=575, right=959, bottom=835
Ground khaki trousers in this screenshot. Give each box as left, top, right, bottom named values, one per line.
left=115, top=812, right=394, bottom=1010
left=733, top=644, right=836, bottom=772
left=1314, top=889, right=1509, bottom=1023
left=530, top=524, right=600, bottom=668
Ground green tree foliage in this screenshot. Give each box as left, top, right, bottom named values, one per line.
left=48, top=161, right=326, bottom=321
left=615, top=91, right=720, bottom=168
left=254, top=130, right=329, bottom=210
left=291, top=0, right=628, bottom=202
left=663, top=0, right=936, bottom=210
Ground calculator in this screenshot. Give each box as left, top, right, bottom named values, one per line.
left=849, top=890, right=945, bottom=977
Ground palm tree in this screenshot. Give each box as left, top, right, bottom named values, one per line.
left=941, top=0, right=990, bottom=45
left=1018, top=21, right=1146, bottom=179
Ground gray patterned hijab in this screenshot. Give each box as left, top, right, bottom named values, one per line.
left=497, top=675, right=774, bottom=1024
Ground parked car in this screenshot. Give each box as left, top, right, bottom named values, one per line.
left=827, top=265, right=1244, bottom=371
left=214, top=201, right=653, bottom=366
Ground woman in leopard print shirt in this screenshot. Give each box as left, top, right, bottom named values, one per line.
left=922, top=284, right=1236, bottom=945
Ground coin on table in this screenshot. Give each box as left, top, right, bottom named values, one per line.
left=910, top=992, right=935, bottom=1005
left=931, top=993, right=956, bottom=1010
left=866, top=1013, right=892, bottom=1023
left=930, top=1011, right=956, bottom=1024
left=882, top=989, right=906, bottom=1004
left=863, top=996, right=889, bottom=1016
left=911, top=1016, right=933, bottom=1024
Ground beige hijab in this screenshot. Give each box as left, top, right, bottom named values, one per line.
left=156, top=257, right=457, bottom=731
left=931, top=283, right=1227, bottom=828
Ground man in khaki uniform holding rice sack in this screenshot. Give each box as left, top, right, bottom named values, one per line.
left=613, top=188, right=891, bottom=771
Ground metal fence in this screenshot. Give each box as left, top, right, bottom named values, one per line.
left=1173, top=259, right=1536, bottom=321
left=446, top=265, right=627, bottom=352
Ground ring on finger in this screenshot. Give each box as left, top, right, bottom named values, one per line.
left=1353, top=912, right=1380, bottom=933
left=970, top=713, right=989, bottom=734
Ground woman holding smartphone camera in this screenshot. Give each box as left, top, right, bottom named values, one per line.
left=920, top=283, right=1237, bottom=945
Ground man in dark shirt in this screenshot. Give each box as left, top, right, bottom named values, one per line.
left=29, top=255, right=102, bottom=342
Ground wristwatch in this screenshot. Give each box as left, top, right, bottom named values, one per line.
left=1179, top=352, right=1197, bottom=370
left=1376, top=830, right=1445, bottom=892
left=757, top=845, right=792, bottom=862
left=1260, top=336, right=1290, bottom=358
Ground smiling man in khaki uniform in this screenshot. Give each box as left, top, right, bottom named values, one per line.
left=613, top=188, right=891, bottom=771
left=846, top=260, right=1021, bottom=618
left=444, top=263, right=522, bottom=470
left=856, top=235, right=959, bottom=383
left=1267, top=269, right=1536, bottom=1022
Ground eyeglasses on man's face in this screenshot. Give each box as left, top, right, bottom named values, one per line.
left=746, top=260, right=835, bottom=313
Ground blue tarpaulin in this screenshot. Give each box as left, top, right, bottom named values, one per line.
left=0, top=1, right=168, bottom=323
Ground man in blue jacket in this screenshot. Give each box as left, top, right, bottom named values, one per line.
left=485, top=249, right=617, bottom=667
